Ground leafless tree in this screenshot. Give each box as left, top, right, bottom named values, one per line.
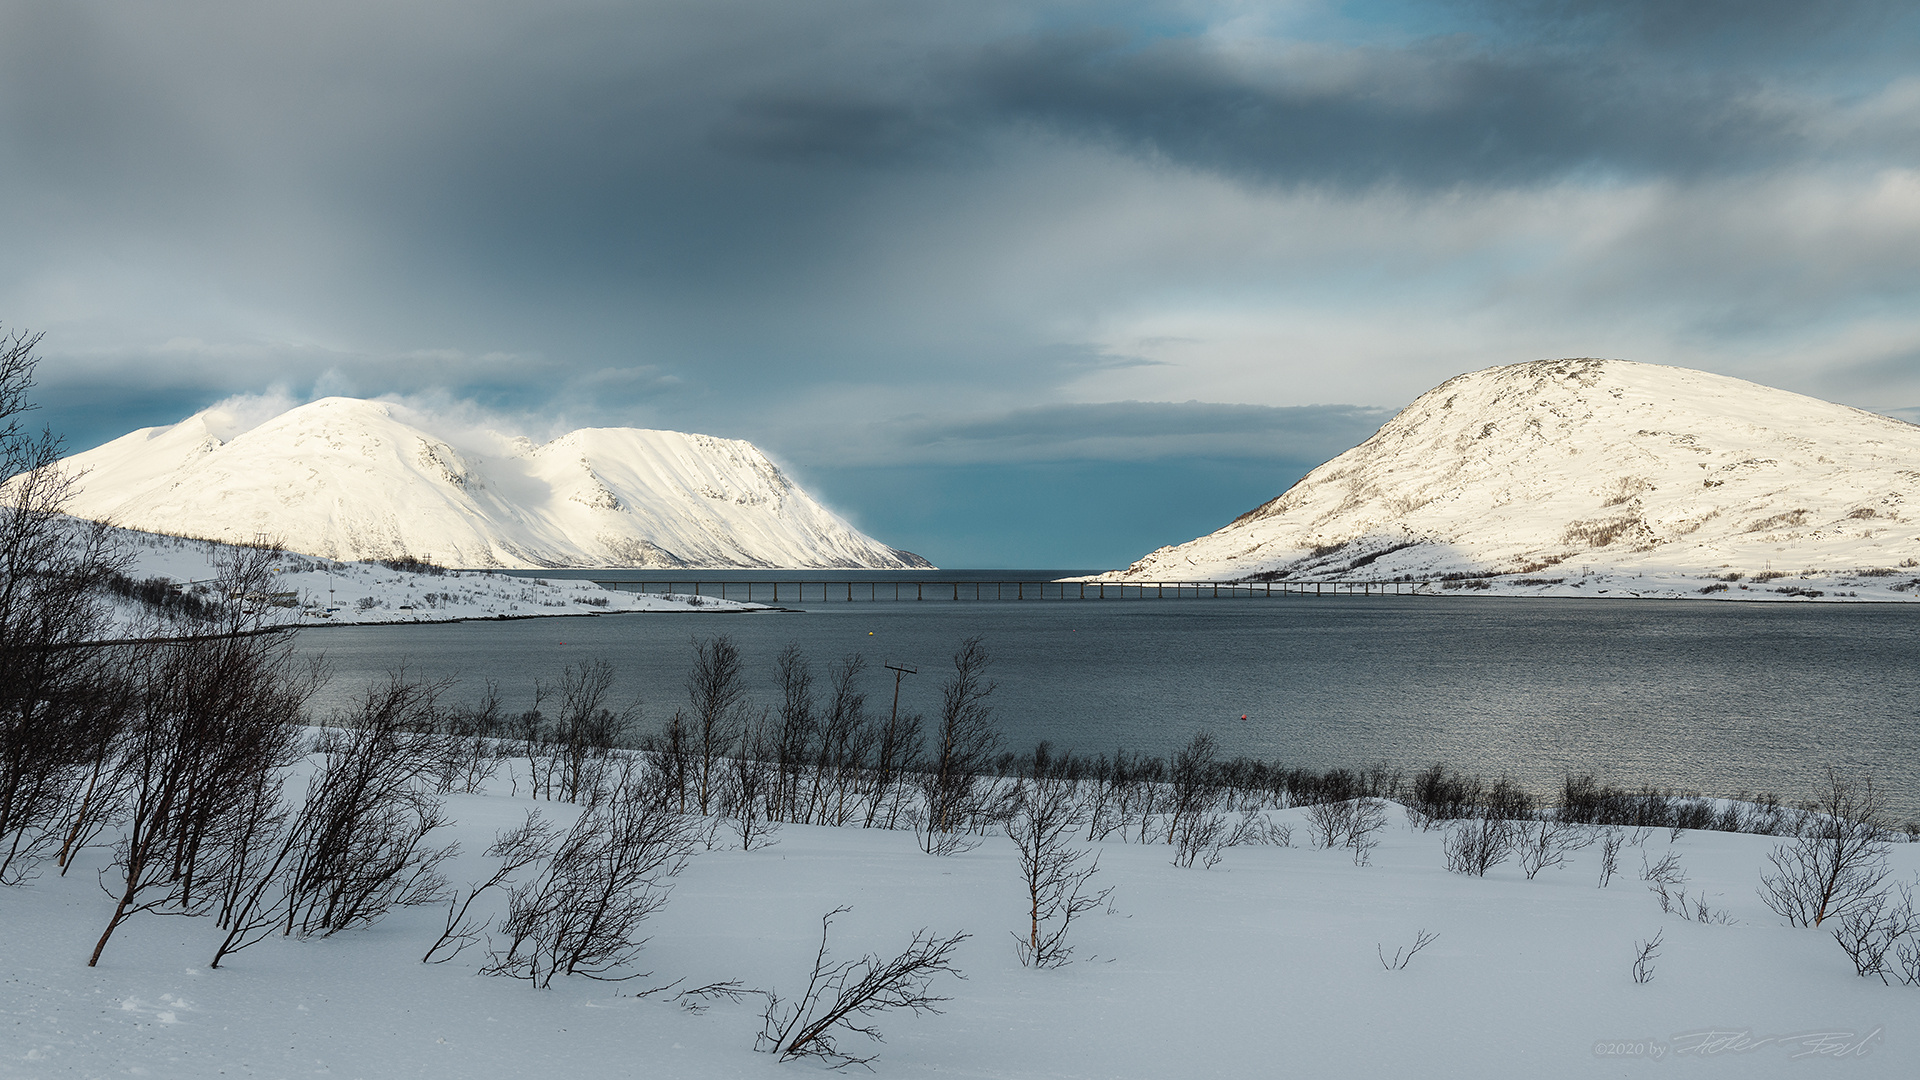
left=204, top=672, right=456, bottom=968
left=757, top=906, right=969, bottom=1068
left=550, top=660, right=638, bottom=803
left=1115, top=754, right=1168, bottom=845
left=422, top=811, right=558, bottom=964
left=506, top=682, right=554, bottom=799
left=724, top=712, right=782, bottom=850
left=1170, top=805, right=1229, bottom=869
left=278, top=675, right=458, bottom=937
left=1081, top=751, right=1136, bottom=842
left=1759, top=769, right=1892, bottom=927
left=917, top=638, right=999, bottom=855
left=88, top=588, right=316, bottom=966
left=0, top=329, right=129, bottom=884
left=1004, top=775, right=1110, bottom=967
left=770, top=644, right=816, bottom=823
left=639, top=708, right=694, bottom=814
left=205, top=776, right=300, bottom=969
left=1163, top=731, right=1220, bottom=845
left=483, top=782, right=701, bottom=987
left=809, top=654, right=874, bottom=827
left=687, top=636, right=749, bottom=816
left=430, top=680, right=506, bottom=795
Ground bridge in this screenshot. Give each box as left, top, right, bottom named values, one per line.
left=589, top=579, right=1424, bottom=603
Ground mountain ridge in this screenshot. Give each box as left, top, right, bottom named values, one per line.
left=53, top=397, right=931, bottom=570
left=1095, top=358, right=1920, bottom=599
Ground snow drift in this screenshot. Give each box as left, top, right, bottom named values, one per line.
left=53, top=397, right=930, bottom=570
left=1098, top=359, right=1920, bottom=597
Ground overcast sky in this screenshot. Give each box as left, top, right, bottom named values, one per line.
left=7, top=0, right=1920, bottom=566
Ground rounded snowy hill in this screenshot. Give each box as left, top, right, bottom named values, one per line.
left=55, top=397, right=930, bottom=570
left=1101, top=359, right=1920, bottom=594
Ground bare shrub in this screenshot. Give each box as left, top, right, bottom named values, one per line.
left=811, top=654, right=876, bottom=828
left=1597, top=827, right=1623, bottom=887
left=1378, top=929, right=1439, bottom=970
left=1229, top=808, right=1291, bottom=849
left=1482, top=776, right=1537, bottom=822
left=687, top=636, right=750, bottom=816
left=1306, top=797, right=1388, bottom=865
left=483, top=786, right=701, bottom=987
left=1442, top=816, right=1515, bottom=876
left=422, top=811, right=557, bottom=964
left=427, top=681, right=506, bottom=795
left=547, top=660, right=637, bottom=804
left=1170, top=806, right=1228, bottom=869
left=1516, top=818, right=1593, bottom=880
left=1171, top=804, right=1290, bottom=870
left=1163, top=731, right=1220, bottom=845
left=1758, top=769, right=1891, bottom=927
left=88, top=586, right=316, bottom=966
left=917, top=638, right=1000, bottom=855
left=1641, top=849, right=1686, bottom=887
left=278, top=676, right=460, bottom=938
left=1637, top=850, right=1734, bottom=922
left=1830, top=880, right=1920, bottom=983
left=757, top=906, right=968, bottom=1068
left=1647, top=881, right=1733, bottom=925
left=1005, top=775, right=1110, bottom=967
left=766, top=644, right=816, bottom=824
left=723, top=714, right=782, bottom=851
left=1304, top=798, right=1346, bottom=850
left=1632, top=929, right=1663, bottom=984
left=1406, top=763, right=1481, bottom=829
left=0, top=330, right=131, bottom=884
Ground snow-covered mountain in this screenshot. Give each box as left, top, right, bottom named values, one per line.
left=1097, top=358, right=1920, bottom=599
left=55, top=397, right=930, bottom=570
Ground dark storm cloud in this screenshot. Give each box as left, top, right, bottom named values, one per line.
left=6, top=0, right=1906, bottom=300
left=810, top=401, right=1395, bottom=466
left=718, top=3, right=1918, bottom=188
left=1480, top=0, right=1908, bottom=58
left=6, top=0, right=1920, bottom=563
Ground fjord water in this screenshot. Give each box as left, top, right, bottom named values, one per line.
left=295, top=589, right=1920, bottom=819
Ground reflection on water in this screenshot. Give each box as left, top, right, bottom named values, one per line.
left=294, top=595, right=1920, bottom=818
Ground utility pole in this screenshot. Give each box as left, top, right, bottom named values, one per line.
left=884, top=662, right=917, bottom=729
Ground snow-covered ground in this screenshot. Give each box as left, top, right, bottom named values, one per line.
left=105, top=526, right=764, bottom=637
left=1095, top=359, right=1920, bottom=601
left=7, top=784, right=1916, bottom=1079
left=54, top=396, right=929, bottom=570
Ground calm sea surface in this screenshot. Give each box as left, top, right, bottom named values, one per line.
left=292, top=579, right=1920, bottom=818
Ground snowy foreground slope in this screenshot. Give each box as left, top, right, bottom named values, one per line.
left=104, top=525, right=761, bottom=634
left=55, top=397, right=928, bottom=570
left=7, top=789, right=1916, bottom=1079
left=1098, top=359, right=1920, bottom=600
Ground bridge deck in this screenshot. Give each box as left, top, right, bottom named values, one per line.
left=589, top=579, right=1424, bottom=603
